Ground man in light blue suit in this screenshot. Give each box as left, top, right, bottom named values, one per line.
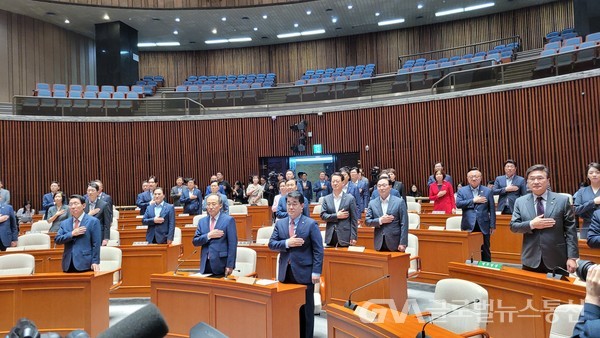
left=365, top=177, right=409, bottom=252
left=181, top=178, right=202, bottom=215
left=136, top=180, right=153, bottom=215
left=0, top=202, right=17, bottom=251
left=350, top=167, right=369, bottom=214
left=269, top=191, right=323, bottom=338
left=456, top=168, right=496, bottom=262
left=493, top=160, right=527, bottom=214
left=202, top=181, right=229, bottom=214
left=193, top=193, right=237, bottom=276
left=142, top=187, right=175, bottom=244
left=313, top=171, right=332, bottom=201
left=42, top=181, right=60, bottom=216
left=55, top=195, right=101, bottom=272
left=276, top=179, right=309, bottom=219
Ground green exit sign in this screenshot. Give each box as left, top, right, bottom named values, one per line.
left=313, top=144, right=323, bottom=154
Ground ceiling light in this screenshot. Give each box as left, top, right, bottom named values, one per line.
left=262, top=14, right=268, bottom=19
left=378, top=18, right=405, bottom=26
left=103, top=14, right=110, bottom=20
left=221, top=17, right=227, bottom=21
left=435, top=8, right=464, bottom=16
left=212, top=28, right=217, bottom=34
left=417, top=4, right=424, bottom=9
left=301, top=29, right=325, bottom=36
left=175, top=17, right=180, bottom=22
left=277, top=32, right=302, bottom=39
left=375, top=12, right=380, bottom=17
left=138, top=43, right=157, bottom=47
left=228, top=37, right=252, bottom=42
left=294, top=23, right=299, bottom=28
left=205, top=39, right=229, bottom=44
left=156, top=42, right=180, bottom=46
left=465, top=2, right=495, bottom=11
left=64, top=19, right=70, bottom=24
left=173, top=30, right=178, bottom=35
left=347, top=5, right=353, bottom=9
left=306, top=10, right=311, bottom=15
left=253, top=27, right=258, bottom=31
left=332, top=17, right=338, bottom=23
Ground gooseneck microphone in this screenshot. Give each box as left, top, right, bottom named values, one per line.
left=344, top=274, right=391, bottom=310
left=174, top=249, right=198, bottom=275
left=416, top=299, right=480, bottom=338
left=97, top=303, right=168, bottom=338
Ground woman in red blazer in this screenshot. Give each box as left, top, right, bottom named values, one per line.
left=429, top=170, right=456, bottom=214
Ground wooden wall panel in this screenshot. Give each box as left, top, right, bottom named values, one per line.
left=0, top=10, right=96, bottom=102
left=139, top=1, right=574, bottom=85
left=1, top=75, right=599, bottom=210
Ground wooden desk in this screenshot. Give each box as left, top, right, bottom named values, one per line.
left=117, top=209, right=141, bottom=218
left=248, top=206, right=272, bottom=239
left=0, top=271, right=112, bottom=336
left=579, top=239, right=600, bottom=262
left=448, top=262, right=586, bottom=338
left=323, top=248, right=409, bottom=309
left=327, top=302, right=461, bottom=338
left=0, top=245, right=180, bottom=298
left=151, top=272, right=306, bottom=338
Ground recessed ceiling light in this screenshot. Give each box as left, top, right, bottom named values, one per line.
left=417, top=4, right=424, bottom=9
left=221, top=17, right=227, bottom=21
left=301, top=29, right=325, bottom=36
left=375, top=12, right=380, bottom=17
left=212, top=28, right=217, bottom=34
left=306, top=10, right=312, bottom=15
left=435, top=8, right=464, bottom=16
left=465, top=2, right=495, bottom=11
left=103, top=14, right=110, bottom=20
left=262, top=14, right=268, bottom=19
left=64, top=19, right=70, bottom=24
left=347, top=4, right=353, bottom=9
left=205, top=39, right=229, bottom=44
left=253, top=27, right=258, bottom=31
left=332, top=17, right=338, bottom=23
left=138, top=42, right=156, bottom=47
left=277, top=32, right=301, bottom=39
left=228, top=37, right=252, bottom=43
left=156, top=42, right=180, bottom=47
left=378, top=18, right=405, bottom=26
left=278, top=29, right=326, bottom=39
left=175, top=17, right=180, bottom=22
left=173, top=30, right=178, bottom=35
left=294, top=23, right=299, bottom=28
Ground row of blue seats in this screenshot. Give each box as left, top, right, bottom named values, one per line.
left=545, top=29, right=579, bottom=43
left=34, top=89, right=141, bottom=99
left=535, top=41, right=600, bottom=75
left=175, top=83, right=274, bottom=92
left=401, top=53, right=508, bottom=74
left=142, top=75, right=164, bottom=85
left=186, top=73, right=275, bottom=82
left=183, top=78, right=275, bottom=86
left=300, top=69, right=373, bottom=80
left=546, top=28, right=576, bottom=39
left=401, top=42, right=518, bottom=68
left=23, top=91, right=141, bottom=111
left=543, top=32, right=600, bottom=51
left=35, top=83, right=154, bottom=96
left=293, top=74, right=371, bottom=86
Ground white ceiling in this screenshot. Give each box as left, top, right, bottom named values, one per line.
left=0, top=0, right=559, bottom=51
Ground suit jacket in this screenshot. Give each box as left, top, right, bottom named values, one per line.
left=192, top=212, right=237, bottom=275
left=351, top=180, right=370, bottom=212
left=365, top=195, right=409, bottom=251
left=269, top=214, right=324, bottom=284
left=98, top=192, right=113, bottom=220
left=180, top=188, right=202, bottom=215
left=313, top=180, right=332, bottom=200
left=320, top=192, right=358, bottom=246
left=510, top=192, right=579, bottom=269
left=136, top=190, right=153, bottom=215
left=573, top=303, right=600, bottom=338
left=371, top=188, right=401, bottom=200
left=344, top=184, right=362, bottom=216
left=456, top=185, right=496, bottom=234
left=428, top=181, right=456, bottom=214
left=0, top=204, right=18, bottom=247
left=142, top=202, right=176, bottom=244
left=42, top=192, right=54, bottom=212
left=0, top=188, right=10, bottom=205
left=586, top=209, right=600, bottom=248
left=84, top=198, right=112, bottom=241
left=170, top=186, right=184, bottom=207
left=574, top=185, right=600, bottom=232
left=204, top=185, right=226, bottom=197
left=392, top=181, right=406, bottom=201
left=276, top=195, right=309, bottom=219
left=493, top=175, right=527, bottom=213
left=427, top=174, right=453, bottom=188
left=55, top=214, right=102, bottom=272
left=202, top=193, right=229, bottom=214
left=299, top=180, right=313, bottom=202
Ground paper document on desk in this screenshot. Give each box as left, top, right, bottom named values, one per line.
left=255, top=279, right=278, bottom=286
left=189, top=273, right=213, bottom=278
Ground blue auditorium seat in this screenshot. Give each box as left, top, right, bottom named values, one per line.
left=586, top=32, right=600, bottom=43
left=471, top=56, right=485, bottom=63
left=462, top=54, right=473, bottom=60
left=392, top=68, right=410, bottom=93
left=53, top=84, right=67, bottom=92
left=54, top=90, right=71, bottom=108
left=563, top=37, right=582, bottom=47
left=409, top=66, right=426, bottom=89
left=500, top=51, right=514, bottom=63
left=86, top=91, right=103, bottom=110
left=561, top=32, right=578, bottom=40
left=315, top=77, right=333, bottom=99
left=69, top=85, right=83, bottom=92
left=116, top=86, right=129, bottom=93
left=188, top=76, right=198, bottom=82
left=545, top=42, right=561, bottom=50
left=546, top=31, right=560, bottom=39
left=533, top=49, right=558, bottom=76
left=474, top=52, right=486, bottom=57
left=449, top=56, right=461, bottom=62
left=36, top=83, right=50, bottom=91
left=101, top=85, right=114, bottom=93
left=437, top=58, right=449, bottom=63
left=574, top=41, right=598, bottom=69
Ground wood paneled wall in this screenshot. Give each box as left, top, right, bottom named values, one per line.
left=1, top=76, right=599, bottom=210
left=48, top=0, right=304, bottom=9
left=140, top=1, right=574, bottom=85
left=0, top=10, right=96, bottom=102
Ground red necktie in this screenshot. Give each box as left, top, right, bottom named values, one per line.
left=289, top=219, right=295, bottom=237
left=210, top=217, right=216, bottom=231
left=74, top=218, right=80, bottom=229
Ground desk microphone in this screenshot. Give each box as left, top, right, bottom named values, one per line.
left=173, top=249, right=198, bottom=275
left=416, top=299, right=480, bottom=338
left=98, top=303, right=168, bottom=338
left=546, top=266, right=570, bottom=280
left=344, top=274, right=390, bottom=310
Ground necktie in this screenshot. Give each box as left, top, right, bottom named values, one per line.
left=210, top=217, right=216, bottom=231
left=74, top=218, right=80, bottom=229
left=289, top=219, right=295, bottom=238
left=536, top=196, right=544, bottom=216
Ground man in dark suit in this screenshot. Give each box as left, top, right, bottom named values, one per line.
left=0, top=202, right=17, bottom=251
left=510, top=164, right=579, bottom=274
left=181, top=178, right=202, bottom=215
left=136, top=180, right=153, bottom=215
left=456, top=168, right=496, bottom=262
left=298, top=172, right=313, bottom=202
left=94, top=179, right=113, bottom=219
left=269, top=191, right=324, bottom=338
left=313, top=171, right=332, bottom=201
left=350, top=167, right=369, bottom=214
left=55, top=195, right=101, bottom=272
left=276, top=179, right=309, bottom=219
left=427, top=162, right=454, bottom=187
left=192, top=193, right=237, bottom=276
left=320, top=172, right=358, bottom=247
left=85, top=182, right=112, bottom=246
left=340, top=168, right=361, bottom=217
left=493, top=160, right=528, bottom=214
left=142, top=187, right=175, bottom=244
left=573, top=264, right=600, bottom=337
left=42, top=180, right=60, bottom=216
left=365, top=177, right=409, bottom=252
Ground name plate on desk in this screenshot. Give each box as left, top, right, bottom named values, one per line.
left=132, top=241, right=149, bottom=246
left=136, top=225, right=148, bottom=230
left=135, top=215, right=143, bottom=218
left=431, top=211, right=446, bottom=214
left=184, top=224, right=197, bottom=228
left=178, top=213, right=190, bottom=217
left=347, top=246, right=366, bottom=252
left=237, top=276, right=257, bottom=285
left=354, top=306, right=378, bottom=323
left=477, top=261, right=503, bottom=270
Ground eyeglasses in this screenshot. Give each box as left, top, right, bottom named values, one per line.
left=527, top=176, right=547, bottom=182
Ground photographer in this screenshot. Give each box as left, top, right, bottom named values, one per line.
left=573, top=264, right=600, bottom=337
